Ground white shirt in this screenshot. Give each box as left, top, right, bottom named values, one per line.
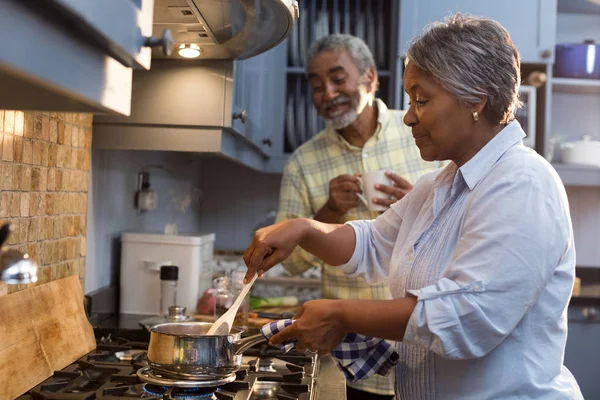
left=341, top=121, right=583, bottom=399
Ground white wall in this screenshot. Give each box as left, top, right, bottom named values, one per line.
left=84, top=149, right=281, bottom=293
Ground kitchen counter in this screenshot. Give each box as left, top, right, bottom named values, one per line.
left=315, top=355, right=347, bottom=400
left=570, top=268, right=600, bottom=307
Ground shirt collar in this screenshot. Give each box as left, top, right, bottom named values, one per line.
left=459, top=120, right=526, bottom=190
left=326, top=98, right=388, bottom=150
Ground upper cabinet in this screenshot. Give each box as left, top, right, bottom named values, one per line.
left=231, top=44, right=288, bottom=155
left=0, top=0, right=296, bottom=116
left=93, top=45, right=288, bottom=170
left=399, top=0, right=558, bottom=64
left=48, top=0, right=156, bottom=70
left=0, top=0, right=157, bottom=116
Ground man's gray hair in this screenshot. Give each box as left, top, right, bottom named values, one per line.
left=406, top=13, right=521, bottom=124
left=306, top=34, right=376, bottom=75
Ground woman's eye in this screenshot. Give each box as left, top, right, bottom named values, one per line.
left=332, top=78, right=345, bottom=85
left=408, top=100, right=428, bottom=108
left=312, top=86, right=323, bottom=93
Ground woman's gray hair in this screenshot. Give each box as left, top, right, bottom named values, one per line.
left=406, top=13, right=521, bottom=124
left=306, top=34, right=376, bottom=75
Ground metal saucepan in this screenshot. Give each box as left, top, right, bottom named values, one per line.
left=147, top=321, right=266, bottom=379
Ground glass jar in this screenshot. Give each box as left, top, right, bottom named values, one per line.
left=212, top=271, right=250, bottom=331
left=212, top=276, right=231, bottom=318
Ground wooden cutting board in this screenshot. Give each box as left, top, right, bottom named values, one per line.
left=0, top=276, right=96, bottom=399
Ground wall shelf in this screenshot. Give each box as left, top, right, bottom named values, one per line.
left=553, top=163, right=600, bottom=186
left=552, top=78, right=600, bottom=94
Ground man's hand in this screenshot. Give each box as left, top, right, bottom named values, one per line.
left=315, top=175, right=362, bottom=222
left=371, top=171, right=413, bottom=209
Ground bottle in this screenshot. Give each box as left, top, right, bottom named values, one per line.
left=160, top=265, right=178, bottom=316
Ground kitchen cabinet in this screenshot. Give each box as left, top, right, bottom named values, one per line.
left=565, top=305, right=600, bottom=398
left=399, top=0, right=557, bottom=64
left=93, top=46, right=288, bottom=171
left=231, top=44, right=288, bottom=156
left=0, top=0, right=158, bottom=115
left=47, top=0, right=156, bottom=70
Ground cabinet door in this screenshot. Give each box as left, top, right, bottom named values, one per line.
left=246, top=45, right=288, bottom=156
left=230, top=45, right=287, bottom=156
left=399, top=0, right=557, bottom=63
left=49, top=0, right=155, bottom=69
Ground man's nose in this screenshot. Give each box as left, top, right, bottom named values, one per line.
left=324, top=82, right=338, bottom=101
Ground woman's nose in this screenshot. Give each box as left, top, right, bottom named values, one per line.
left=403, top=107, right=418, bottom=127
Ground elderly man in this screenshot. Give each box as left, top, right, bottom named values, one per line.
left=276, top=34, right=443, bottom=400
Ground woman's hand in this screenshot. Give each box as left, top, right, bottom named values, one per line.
left=243, top=219, right=309, bottom=283
left=269, top=299, right=347, bottom=355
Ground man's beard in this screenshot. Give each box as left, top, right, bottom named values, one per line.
left=320, top=94, right=361, bottom=130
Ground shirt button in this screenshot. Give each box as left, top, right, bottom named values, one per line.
left=362, top=153, right=368, bottom=159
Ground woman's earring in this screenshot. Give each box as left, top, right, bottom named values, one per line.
left=472, top=111, right=479, bottom=121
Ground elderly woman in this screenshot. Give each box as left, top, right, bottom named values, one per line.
left=244, top=14, right=582, bottom=399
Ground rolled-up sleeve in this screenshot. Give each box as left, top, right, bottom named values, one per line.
left=339, top=204, right=404, bottom=284
left=403, top=168, right=571, bottom=360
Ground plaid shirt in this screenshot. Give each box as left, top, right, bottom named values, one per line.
left=261, top=319, right=399, bottom=382
left=276, top=99, right=444, bottom=395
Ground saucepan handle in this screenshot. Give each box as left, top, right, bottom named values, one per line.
left=233, top=333, right=267, bottom=355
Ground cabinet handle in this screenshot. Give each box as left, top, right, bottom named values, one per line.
left=233, top=109, right=248, bottom=124
left=145, top=29, right=174, bottom=57
left=262, top=138, right=273, bottom=147
left=582, top=307, right=597, bottom=321
left=540, top=49, right=552, bottom=59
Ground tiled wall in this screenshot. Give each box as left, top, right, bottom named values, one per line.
left=0, top=110, right=92, bottom=296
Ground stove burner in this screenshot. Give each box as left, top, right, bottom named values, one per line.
left=143, top=384, right=216, bottom=399
left=136, top=367, right=236, bottom=388
left=253, top=357, right=276, bottom=373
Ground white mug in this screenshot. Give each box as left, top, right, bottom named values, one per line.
left=356, top=170, right=393, bottom=212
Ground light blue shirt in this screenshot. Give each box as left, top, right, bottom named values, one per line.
left=342, top=121, right=582, bottom=399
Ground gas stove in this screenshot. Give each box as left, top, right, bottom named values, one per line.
left=17, top=333, right=318, bottom=400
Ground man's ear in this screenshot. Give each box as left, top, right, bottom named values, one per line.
left=365, top=67, right=378, bottom=94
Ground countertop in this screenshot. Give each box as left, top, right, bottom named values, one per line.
left=570, top=284, right=600, bottom=306
left=315, top=355, right=347, bottom=400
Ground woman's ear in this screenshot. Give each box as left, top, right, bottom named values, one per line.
left=473, top=95, right=488, bottom=115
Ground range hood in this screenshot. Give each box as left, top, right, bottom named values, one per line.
left=154, top=0, right=298, bottom=60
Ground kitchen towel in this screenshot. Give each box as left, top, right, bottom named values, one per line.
left=261, top=319, right=399, bottom=382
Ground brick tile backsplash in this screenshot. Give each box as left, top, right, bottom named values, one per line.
left=0, top=111, right=91, bottom=295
